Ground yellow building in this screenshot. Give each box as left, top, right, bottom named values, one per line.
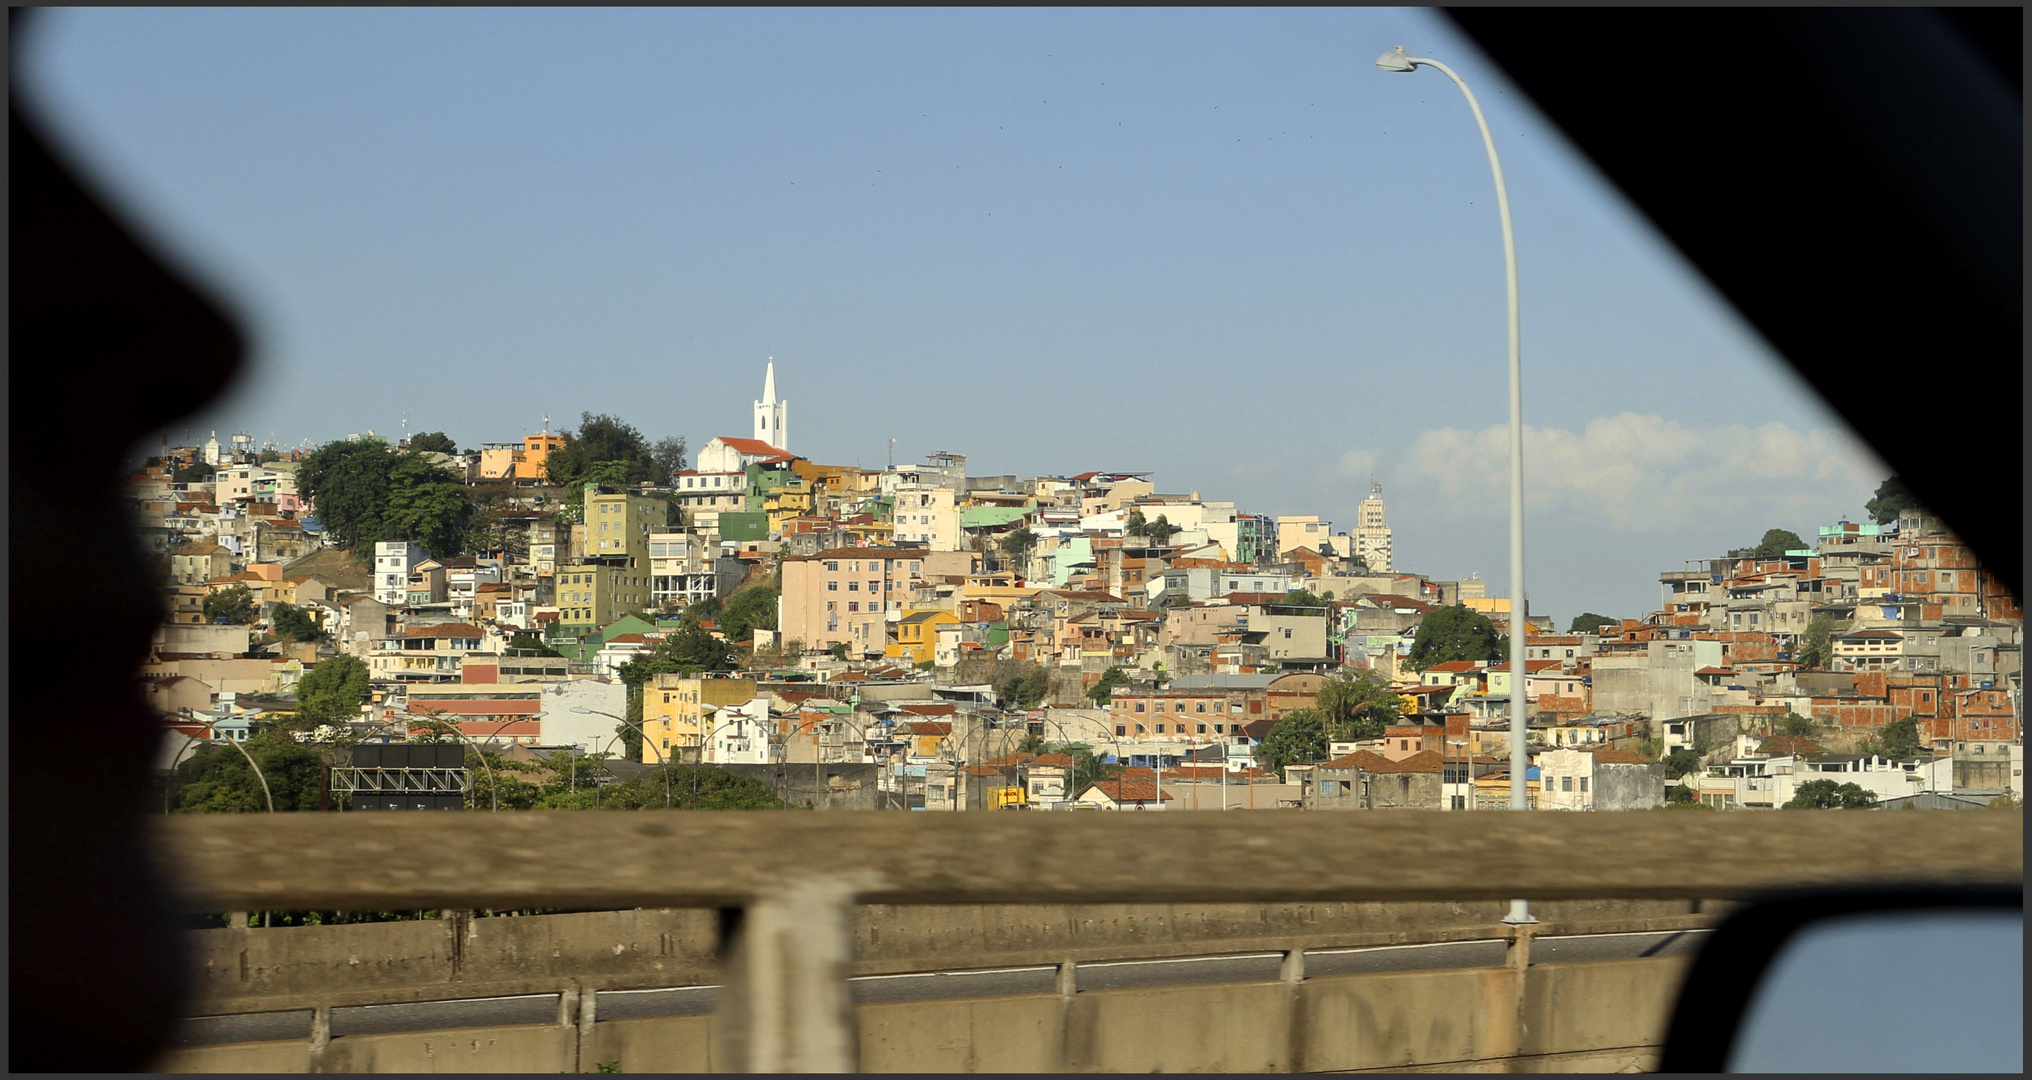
left=558, top=484, right=670, bottom=630
left=642, top=674, right=757, bottom=763
left=886, top=609, right=959, bottom=666
left=1462, top=597, right=1512, bottom=615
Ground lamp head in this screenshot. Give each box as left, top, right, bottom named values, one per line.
left=1376, top=45, right=1418, bottom=73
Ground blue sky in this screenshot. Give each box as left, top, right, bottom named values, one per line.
left=20, top=8, right=1888, bottom=622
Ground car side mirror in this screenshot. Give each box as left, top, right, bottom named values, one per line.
left=1660, top=887, right=2022, bottom=1073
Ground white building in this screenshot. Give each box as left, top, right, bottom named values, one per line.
left=1353, top=482, right=1394, bottom=573
left=706, top=700, right=777, bottom=764
left=753, top=358, right=789, bottom=452
left=373, top=541, right=432, bottom=606
left=892, top=484, right=961, bottom=550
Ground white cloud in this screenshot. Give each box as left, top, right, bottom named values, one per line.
left=1337, top=448, right=1379, bottom=480
left=1395, top=413, right=1889, bottom=533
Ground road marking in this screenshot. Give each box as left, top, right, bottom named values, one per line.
left=1082, top=953, right=1285, bottom=968
left=852, top=966, right=1057, bottom=981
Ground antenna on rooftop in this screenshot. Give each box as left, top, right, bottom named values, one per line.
left=402, top=412, right=409, bottom=443
left=542, top=414, right=551, bottom=436
left=888, top=438, right=895, bottom=470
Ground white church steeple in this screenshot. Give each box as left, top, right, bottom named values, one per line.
left=753, top=357, right=788, bottom=450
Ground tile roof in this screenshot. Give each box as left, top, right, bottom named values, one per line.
left=1324, top=749, right=1445, bottom=773
left=404, top=623, right=486, bottom=638
left=709, top=436, right=792, bottom=456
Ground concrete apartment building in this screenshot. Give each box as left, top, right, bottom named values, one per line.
left=778, top=548, right=981, bottom=653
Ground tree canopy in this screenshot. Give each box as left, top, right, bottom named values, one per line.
left=713, top=580, right=780, bottom=645
left=174, top=460, right=216, bottom=485
left=1568, top=612, right=1619, bottom=635
left=1865, top=475, right=1922, bottom=525
left=406, top=431, right=458, bottom=455
left=1738, top=528, right=1808, bottom=559
left=297, top=439, right=473, bottom=556
left=294, top=654, right=370, bottom=728
left=997, top=664, right=1053, bottom=709
left=1282, top=588, right=1332, bottom=609
left=1406, top=605, right=1503, bottom=671
left=270, top=602, right=327, bottom=643
left=171, top=733, right=328, bottom=813
left=1253, top=670, right=1406, bottom=776
left=1000, top=527, right=1038, bottom=562
left=1784, top=779, right=1879, bottom=809
left=1794, top=614, right=1847, bottom=669
left=1123, top=509, right=1147, bottom=536
left=203, top=584, right=256, bottom=625
left=1314, top=669, right=1407, bottom=739
left=1865, top=717, right=1923, bottom=761
left=1144, top=514, right=1180, bottom=545
left=543, top=413, right=665, bottom=490
left=649, top=436, right=688, bottom=485
left=1086, top=666, right=1131, bottom=706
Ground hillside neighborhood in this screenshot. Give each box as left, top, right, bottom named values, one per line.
left=140, top=364, right=2023, bottom=814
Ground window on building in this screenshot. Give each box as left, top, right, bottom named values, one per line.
left=1134, top=702, right=1145, bottom=712
left=1115, top=725, right=1126, bottom=737
left=1156, top=724, right=1166, bottom=733
left=848, top=602, right=859, bottom=612
left=1579, top=777, right=1589, bottom=793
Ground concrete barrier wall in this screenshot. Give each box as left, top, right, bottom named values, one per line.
left=160, top=955, right=1692, bottom=1073
left=188, top=898, right=1721, bottom=1012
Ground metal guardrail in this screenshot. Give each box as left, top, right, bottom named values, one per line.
left=156, top=812, right=2021, bottom=1071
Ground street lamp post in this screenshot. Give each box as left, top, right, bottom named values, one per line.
left=572, top=705, right=673, bottom=808
left=1377, top=45, right=1533, bottom=925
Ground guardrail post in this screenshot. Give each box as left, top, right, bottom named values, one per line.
left=229, top=911, right=248, bottom=929
left=576, top=980, right=599, bottom=1072
left=718, top=878, right=862, bottom=1073
left=1280, top=948, right=1305, bottom=983
left=1055, top=959, right=1077, bottom=997
left=306, top=1004, right=331, bottom=1072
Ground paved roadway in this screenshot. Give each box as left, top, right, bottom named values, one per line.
left=172, top=928, right=1711, bottom=1047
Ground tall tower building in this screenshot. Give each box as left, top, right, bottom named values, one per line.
left=753, top=358, right=789, bottom=451
left=1354, top=481, right=1394, bottom=573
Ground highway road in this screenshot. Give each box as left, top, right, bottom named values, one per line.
left=172, top=928, right=1710, bottom=1047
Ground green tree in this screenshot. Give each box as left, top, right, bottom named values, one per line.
left=1000, top=527, right=1039, bottom=567
left=717, top=579, right=780, bottom=645
left=649, top=436, right=688, bottom=485
left=1405, top=605, right=1503, bottom=671
left=406, top=431, right=458, bottom=455
left=298, top=439, right=399, bottom=551
left=1314, top=669, right=1407, bottom=741
left=294, top=654, right=371, bottom=727
left=997, top=664, right=1053, bottom=709
left=1661, top=783, right=1714, bottom=809
left=174, top=460, right=216, bottom=485
left=506, top=631, right=560, bottom=658
left=298, top=439, right=473, bottom=555
left=1086, top=666, right=1132, bottom=706
left=1987, top=792, right=2023, bottom=810
left=203, top=584, right=257, bottom=625
left=382, top=451, right=475, bottom=557
left=1663, top=749, right=1705, bottom=778
left=270, top=602, right=327, bottom=643
left=1282, top=588, right=1331, bottom=609
left=1145, top=514, right=1180, bottom=545
left=1794, top=614, right=1847, bottom=669
left=543, top=413, right=660, bottom=490
left=1865, top=475, right=1921, bottom=525
left=1253, top=708, right=1329, bottom=778
left=1784, top=779, right=1879, bottom=809
left=1123, top=509, right=1147, bottom=537
left=1865, top=717, right=1923, bottom=761
left=1569, top=612, right=1620, bottom=635
left=1751, top=529, right=1808, bottom=558
left=172, top=733, right=329, bottom=813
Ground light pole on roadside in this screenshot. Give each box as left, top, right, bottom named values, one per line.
left=1376, top=44, right=1533, bottom=925
left=572, top=705, right=672, bottom=808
